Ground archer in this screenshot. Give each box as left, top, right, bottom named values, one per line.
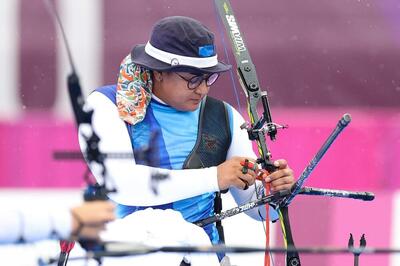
left=79, top=16, right=295, bottom=265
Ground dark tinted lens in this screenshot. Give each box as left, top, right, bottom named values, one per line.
left=188, top=76, right=204, bottom=89
left=206, top=73, right=219, bottom=86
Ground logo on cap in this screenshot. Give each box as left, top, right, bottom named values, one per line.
left=170, top=58, right=179, bottom=66
left=198, top=45, right=215, bottom=57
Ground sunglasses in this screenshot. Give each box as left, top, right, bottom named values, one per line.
left=175, top=72, right=220, bottom=90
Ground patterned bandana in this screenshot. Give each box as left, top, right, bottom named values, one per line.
left=116, top=54, right=153, bottom=125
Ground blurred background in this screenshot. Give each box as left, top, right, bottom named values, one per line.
left=0, top=0, right=399, bottom=265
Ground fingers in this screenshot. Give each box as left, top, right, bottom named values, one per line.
left=270, top=176, right=294, bottom=191
left=273, top=159, right=288, bottom=169
left=99, top=202, right=117, bottom=222
left=217, top=156, right=258, bottom=190
left=71, top=201, right=116, bottom=240
left=238, top=158, right=258, bottom=179
left=238, top=173, right=256, bottom=190
left=219, top=157, right=294, bottom=192
left=263, top=159, right=295, bottom=192
left=217, top=156, right=295, bottom=192
left=91, top=201, right=115, bottom=211
left=237, top=157, right=257, bottom=190
left=79, top=224, right=106, bottom=240
left=238, top=178, right=249, bottom=190
left=264, top=169, right=294, bottom=191
left=86, top=202, right=115, bottom=219
left=73, top=201, right=116, bottom=226
left=240, top=159, right=258, bottom=173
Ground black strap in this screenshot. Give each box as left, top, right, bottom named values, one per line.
left=214, top=192, right=225, bottom=243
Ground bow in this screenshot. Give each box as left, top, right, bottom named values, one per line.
left=211, top=2, right=377, bottom=266
left=43, top=1, right=117, bottom=265
left=213, top=0, right=298, bottom=265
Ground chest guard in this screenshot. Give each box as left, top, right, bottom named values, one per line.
left=182, top=96, right=231, bottom=170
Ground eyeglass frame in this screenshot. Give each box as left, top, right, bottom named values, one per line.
left=174, top=72, right=220, bottom=90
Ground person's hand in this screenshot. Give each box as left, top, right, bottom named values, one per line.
left=262, top=159, right=295, bottom=192
left=70, top=201, right=116, bottom=240
left=217, top=156, right=257, bottom=190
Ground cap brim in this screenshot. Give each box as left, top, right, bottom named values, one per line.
left=130, top=44, right=231, bottom=74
